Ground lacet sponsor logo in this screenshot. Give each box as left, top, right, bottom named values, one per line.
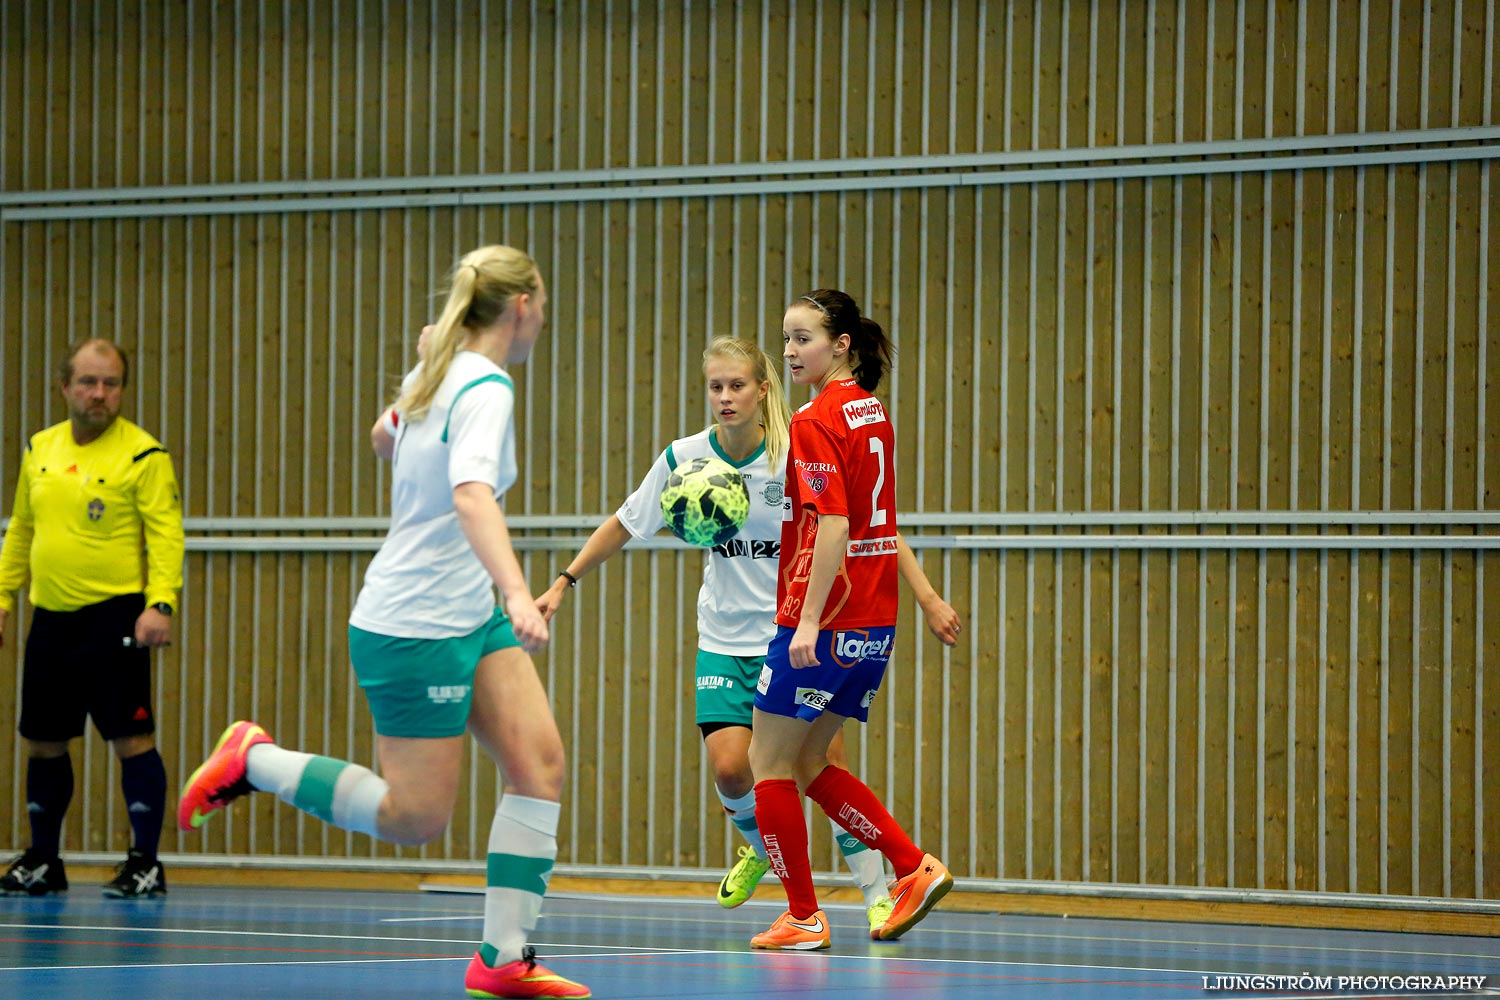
left=835, top=631, right=892, bottom=661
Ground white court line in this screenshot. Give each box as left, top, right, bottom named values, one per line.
left=5, top=911, right=1494, bottom=965
left=392, top=908, right=1500, bottom=964
left=2, top=936, right=1487, bottom=992
left=0, top=949, right=1221, bottom=980
left=0, top=920, right=1233, bottom=978
left=0, top=922, right=676, bottom=952
left=380, top=896, right=865, bottom=922
left=421, top=892, right=1500, bottom=963
left=2, top=920, right=1488, bottom=986
left=380, top=915, right=482, bottom=923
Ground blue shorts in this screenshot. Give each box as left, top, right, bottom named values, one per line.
left=348, top=608, right=520, bottom=738
left=752, top=624, right=895, bottom=723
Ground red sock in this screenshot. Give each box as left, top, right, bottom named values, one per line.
left=753, top=778, right=819, bottom=918
left=805, top=765, right=924, bottom=876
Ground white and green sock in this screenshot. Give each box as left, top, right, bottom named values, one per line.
left=832, top=820, right=888, bottom=906
left=716, top=787, right=767, bottom=859
left=245, top=744, right=387, bottom=838
left=480, top=795, right=560, bottom=967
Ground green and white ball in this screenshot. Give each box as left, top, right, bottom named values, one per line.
left=660, top=457, right=751, bottom=547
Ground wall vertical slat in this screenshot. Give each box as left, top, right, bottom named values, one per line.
left=1411, top=2, right=1433, bottom=894
left=1478, top=0, right=1496, bottom=900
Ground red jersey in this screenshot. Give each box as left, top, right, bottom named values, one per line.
left=775, top=378, right=899, bottom=629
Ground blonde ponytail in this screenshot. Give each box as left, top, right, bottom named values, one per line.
left=702, top=336, right=791, bottom=473
left=395, top=245, right=540, bottom=422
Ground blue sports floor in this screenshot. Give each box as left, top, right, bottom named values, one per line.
left=1, top=883, right=1496, bottom=998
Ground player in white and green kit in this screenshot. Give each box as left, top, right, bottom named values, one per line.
left=538, top=336, right=960, bottom=935
left=181, top=246, right=588, bottom=1000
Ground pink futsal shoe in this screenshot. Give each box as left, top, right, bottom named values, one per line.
left=177, top=720, right=273, bottom=831
left=873, top=853, right=953, bottom=941
left=464, top=947, right=591, bottom=998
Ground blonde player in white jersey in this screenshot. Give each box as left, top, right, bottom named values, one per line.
left=537, top=336, right=960, bottom=937
left=179, top=245, right=589, bottom=1000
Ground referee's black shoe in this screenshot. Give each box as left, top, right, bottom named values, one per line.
left=102, top=849, right=167, bottom=899
left=0, top=851, right=69, bottom=896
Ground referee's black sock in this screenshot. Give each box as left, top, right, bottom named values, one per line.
left=120, top=748, right=167, bottom=860
left=26, top=754, right=74, bottom=859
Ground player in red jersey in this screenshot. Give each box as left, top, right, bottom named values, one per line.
left=747, top=289, right=954, bottom=950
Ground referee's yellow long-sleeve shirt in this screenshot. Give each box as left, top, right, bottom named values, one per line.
left=0, top=418, right=184, bottom=614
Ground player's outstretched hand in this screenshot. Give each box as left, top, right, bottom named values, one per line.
left=920, top=595, right=962, bottom=647
left=506, top=591, right=550, bottom=654
left=535, top=580, right=568, bottom=623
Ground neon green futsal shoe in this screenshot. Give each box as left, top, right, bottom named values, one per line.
left=716, top=844, right=771, bottom=908
left=866, top=895, right=895, bottom=939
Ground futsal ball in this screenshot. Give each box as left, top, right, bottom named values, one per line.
left=660, top=457, right=751, bottom=547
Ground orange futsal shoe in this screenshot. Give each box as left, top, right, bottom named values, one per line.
left=464, top=947, right=591, bottom=998
left=177, top=721, right=273, bottom=831
left=873, top=853, right=953, bottom=941
left=750, top=908, right=832, bottom=951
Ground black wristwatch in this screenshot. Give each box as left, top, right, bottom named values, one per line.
left=152, top=602, right=173, bottom=616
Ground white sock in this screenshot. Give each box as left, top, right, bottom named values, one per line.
left=480, top=794, right=560, bottom=967
left=832, top=819, right=888, bottom=906
left=716, top=787, right=766, bottom=859
left=245, top=744, right=388, bottom=838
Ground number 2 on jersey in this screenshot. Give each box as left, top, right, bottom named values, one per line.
left=868, top=437, right=888, bottom=528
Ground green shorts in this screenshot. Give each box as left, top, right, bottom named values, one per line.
left=348, top=608, right=520, bottom=738
left=694, top=649, right=763, bottom=727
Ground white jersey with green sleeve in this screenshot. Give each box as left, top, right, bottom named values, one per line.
left=615, top=427, right=786, bottom=656
left=350, top=351, right=519, bottom=639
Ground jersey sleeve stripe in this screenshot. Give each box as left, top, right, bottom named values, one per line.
left=440, top=373, right=511, bottom=443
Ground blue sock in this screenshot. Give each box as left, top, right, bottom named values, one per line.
left=120, top=748, right=167, bottom=859
left=26, top=755, right=73, bottom=858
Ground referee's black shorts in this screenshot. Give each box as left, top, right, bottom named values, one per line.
left=19, top=593, right=156, bottom=743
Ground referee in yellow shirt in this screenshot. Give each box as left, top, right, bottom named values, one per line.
left=0, top=338, right=184, bottom=899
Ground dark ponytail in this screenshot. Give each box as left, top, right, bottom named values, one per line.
left=852, top=316, right=894, bottom=392
left=795, top=288, right=895, bottom=392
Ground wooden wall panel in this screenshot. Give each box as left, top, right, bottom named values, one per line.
left=2, top=1, right=1497, bottom=902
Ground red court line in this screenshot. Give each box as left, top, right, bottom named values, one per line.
left=0, top=936, right=454, bottom=960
